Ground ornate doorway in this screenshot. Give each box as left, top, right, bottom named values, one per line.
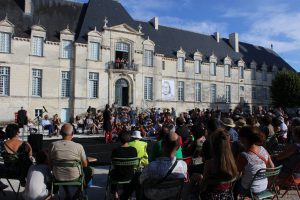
left=115, top=78, right=129, bottom=106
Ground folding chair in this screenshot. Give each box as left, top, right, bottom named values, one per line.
left=280, top=162, right=300, bottom=198
left=241, top=165, right=282, bottom=200
left=50, top=160, right=87, bottom=200
left=141, top=178, right=185, bottom=200
left=0, top=154, right=22, bottom=199
left=105, top=157, right=140, bottom=200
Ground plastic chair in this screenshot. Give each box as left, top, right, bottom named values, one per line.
left=50, top=160, right=87, bottom=200
left=280, top=162, right=300, bottom=198
left=105, top=157, right=140, bottom=200
left=141, top=178, right=185, bottom=200
left=241, top=165, right=282, bottom=200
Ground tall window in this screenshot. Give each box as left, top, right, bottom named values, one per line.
left=263, top=69, right=267, bottom=81
left=252, top=87, right=257, bottom=99
left=61, top=40, right=72, bottom=59
left=224, top=64, right=230, bottom=77
left=210, top=84, right=217, bottom=102
left=240, top=66, right=244, bottom=79
left=31, top=36, right=43, bottom=56
left=251, top=67, right=256, bottom=80
left=32, top=69, right=42, bottom=96
left=195, top=60, right=201, bottom=74
left=178, top=81, right=184, bottom=101
left=61, top=71, right=70, bottom=97
left=0, top=32, right=11, bottom=53
left=225, top=85, right=231, bottom=103
left=210, top=62, right=216, bottom=76
left=262, top=88, right=268, bottom=99
left=144, top=50, right=153, bottom=67
left=0, top=67, right=9, bottom=96
left=88, top=72, right=99, bottom=98
left=162, top=61, right=165, bottom=70
left=89, top=42, right=100, bottom=61
left=144, top=77, right=153, bottom=100
left=177, top=57, right=184, bottom=72
left=195, top=82, right=201, bottom=102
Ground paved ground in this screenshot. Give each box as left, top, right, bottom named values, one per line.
left=1, top=133, right=300, bottom=199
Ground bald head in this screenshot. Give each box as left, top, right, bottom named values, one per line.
left=61, top=123, right=73, bottom=138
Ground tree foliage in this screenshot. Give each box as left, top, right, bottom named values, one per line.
left=271, top=70, right=300, bottom=107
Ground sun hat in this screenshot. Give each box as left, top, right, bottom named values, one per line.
left=235, top=119, right=246, bottom=128
left=221, top=118, right=236, bottom=128
left=131, top=130, right=142, bottom=139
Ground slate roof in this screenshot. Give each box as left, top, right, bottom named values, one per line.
left=0, top=0, right=295, bottom=71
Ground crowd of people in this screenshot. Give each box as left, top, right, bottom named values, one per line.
left=0, top=104, right=300, bottom=199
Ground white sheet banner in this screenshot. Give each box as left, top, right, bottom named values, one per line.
left=162, top=80, right=175, bottom=101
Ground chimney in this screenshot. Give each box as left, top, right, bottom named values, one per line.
left=150, top=17, right=159, bottom=30
left=229, top=32, right=239, bottom=52
left=214, top=32, right=220, bottom=43
left=25, top=0, right=32, bottom=15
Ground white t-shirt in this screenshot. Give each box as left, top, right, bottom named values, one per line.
left=22, top=164, right=51, bottom=200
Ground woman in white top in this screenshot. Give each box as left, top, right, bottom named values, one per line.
left=22, top=151, right=51, bottom=200
left=235, top=126, right=274, bottom=197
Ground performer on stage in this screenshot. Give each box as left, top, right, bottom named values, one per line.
left=103, top=104, right=112, bottom=143
left=17, top=106, right=28, bottom=129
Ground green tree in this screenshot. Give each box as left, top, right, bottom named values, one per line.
left=271, top=70, right=300, bottom=107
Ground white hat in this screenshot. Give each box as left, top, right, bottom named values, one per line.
left=131, top=130, right=142, bottom=139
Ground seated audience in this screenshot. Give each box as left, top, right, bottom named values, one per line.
left=22, top=150, right=51, bottom=200
left=220, top=118, right=239, bottom=142
left=110, top=131, right=138, bottom=200
left=235, top=126, right=274, bottom=197
left=129, top=130, right=149, bottom=167
left=150, top=124, right=183, bottom=161
left=176, top=117, right=190, bottom=144
left=273, top=126, right=300, bottom=180
left=199, top=128, right=238, bottom=200
left=140, top=132, right=187, bottom=200
left=0, top=123, right=33, bottom=186
left=48, top=124, right=93, bottom=199
left=41, top=115, right=54, bottom=137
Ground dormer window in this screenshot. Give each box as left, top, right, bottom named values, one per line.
left=224, top=64, right=230, bottom=77
left=195, top=60, right=201, bottom=74
left=177, top=57, right=184, bottom=72
left=31, top=36, right=43, bottom=56
left=262, top=69, right=267, bottom=81
left=61, top=40, right=72, bottom=59
left=0, top=32, right=11, bottom=53
left=239, top=66, right=244, bottom=79
left=251, top=66, right=256, bottom=80
left=210, top=62, right=216, bottom=76
left=89, top=42, right=100, bottom=61
left=144, top=50, right=153, bottom=67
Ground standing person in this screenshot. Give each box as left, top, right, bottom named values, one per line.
left=17, top=106, right=28, bottom=135
left=171, top=107, right=176, bottom=123
left=103, top=104, right=113, bottom=143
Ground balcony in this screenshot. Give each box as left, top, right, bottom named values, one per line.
left=107, top=61, right=138, bottom=74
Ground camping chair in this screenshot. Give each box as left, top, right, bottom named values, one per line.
left=241, top=165, right=282, bottom=200
left=141, top=178, right=185, bottom=200
left=50, top=160, right=87, bottom=200
left=280, top=162, right=300, bottom=198
left=105, top=157, right=140, bottom=200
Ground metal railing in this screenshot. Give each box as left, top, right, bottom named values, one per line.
left=108, top=61, right=138, bottom=71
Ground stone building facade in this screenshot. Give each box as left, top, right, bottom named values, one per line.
left=0, top=0, right=295, bottom=122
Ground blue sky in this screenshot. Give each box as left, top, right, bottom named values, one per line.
left=81, top=0, right=300, bottom=71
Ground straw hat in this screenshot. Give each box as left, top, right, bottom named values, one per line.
left=235, top=119, right=246, bottom=128
left=221, top=118, right=236, bottom=128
